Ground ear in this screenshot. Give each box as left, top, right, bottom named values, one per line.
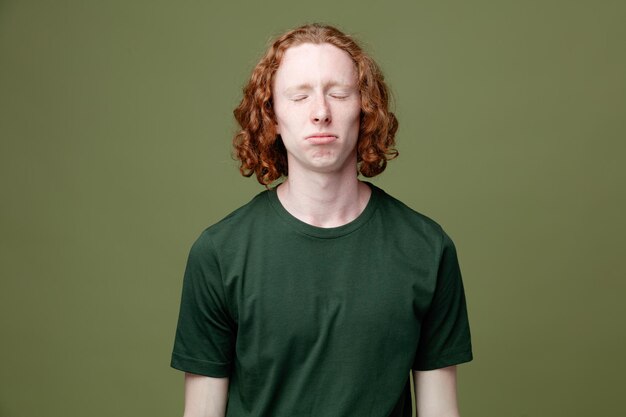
left=267, top=99, right=279, bottom=135
left=273, top=116, right=280, bottom=135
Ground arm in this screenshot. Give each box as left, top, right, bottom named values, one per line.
left=413, top=366, right=459, bottom=417
left=183, top=373, right=229, bottom=417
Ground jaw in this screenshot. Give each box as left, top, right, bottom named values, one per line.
left=286, top=146, right=359, bottom=179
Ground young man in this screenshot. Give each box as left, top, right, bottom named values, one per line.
left=171, top=24, right=472, bottom=417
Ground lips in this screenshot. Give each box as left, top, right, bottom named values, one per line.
left=305, top=133, right=338, bottom=144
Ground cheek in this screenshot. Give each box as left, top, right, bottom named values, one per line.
left=347, top=99, right=361, bottom=121
left=335, top=102, right=361, bottom=123
left=354, top=107, right=361, bottom=123
left=347, top=105, right=362, bottom=128
left=274, top=104, right=302, bottom=135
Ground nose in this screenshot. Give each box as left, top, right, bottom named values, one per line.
left=311, top=95, right=331, bottom=124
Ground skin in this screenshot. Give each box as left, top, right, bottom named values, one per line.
left=182, top=42, right=462, bottom=417
left=183, top=367, right=460, bottom=417
left=183, top=373, right=228, bottom=417
left=414, top=366, right=461, bottom=417
left=272, top=42, right=371, bottom=228
left=272, top=42, right=361, bottom=178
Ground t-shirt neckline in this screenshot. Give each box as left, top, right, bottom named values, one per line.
left=265, top=181, right=380, bottom=239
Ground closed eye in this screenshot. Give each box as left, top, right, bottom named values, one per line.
left=291, top=95, right=308, bottom=102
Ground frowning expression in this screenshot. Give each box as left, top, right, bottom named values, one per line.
left=272, top=43, right=361, bottom=176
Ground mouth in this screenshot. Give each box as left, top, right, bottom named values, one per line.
left=305, top=133, right=338, bottom=144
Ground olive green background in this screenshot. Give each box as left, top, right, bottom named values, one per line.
left=1, top=1, right=624, bottom=416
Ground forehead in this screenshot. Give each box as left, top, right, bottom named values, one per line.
left=273, top=43, right=358, bottom=90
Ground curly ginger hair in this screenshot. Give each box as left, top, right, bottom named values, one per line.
left=233, top=23, right=398, bottom=186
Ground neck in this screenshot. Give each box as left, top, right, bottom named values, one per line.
left=276, top=167, right=371, bottom=228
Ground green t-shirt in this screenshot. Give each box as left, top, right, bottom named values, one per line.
left=171, top=182, right=472, bottom=416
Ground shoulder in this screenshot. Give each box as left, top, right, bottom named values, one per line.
left=192, top=189, right=272, bottom=248
left=371, top=183, right=449, bottom=249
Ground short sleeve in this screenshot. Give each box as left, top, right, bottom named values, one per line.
left=412, top=230, right=473, bottom=371
left=170, top=231, right=236, bottom=377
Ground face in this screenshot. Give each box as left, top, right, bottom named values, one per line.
left=272, top=43, right=361, bottom=176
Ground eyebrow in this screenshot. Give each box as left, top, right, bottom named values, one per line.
left=283, top=81, right=355, bottom=94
